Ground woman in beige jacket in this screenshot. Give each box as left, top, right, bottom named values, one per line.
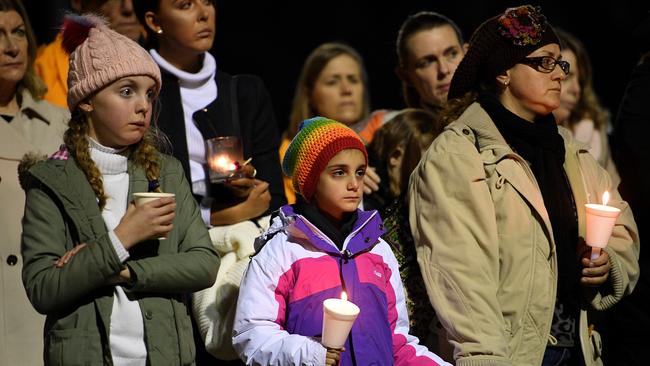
left=0, top=1, right=68, bottom=364
left=408, top=5, right=639, bottom=366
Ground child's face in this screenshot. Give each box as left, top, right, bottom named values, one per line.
left=312, top=149, right=366, bottom=222
left=80, top=75, right=157, bottom=149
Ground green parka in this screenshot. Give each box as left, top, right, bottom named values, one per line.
left=20, top=151, right=220, bottom=365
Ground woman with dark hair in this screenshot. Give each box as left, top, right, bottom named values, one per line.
left=409, top=5, right=639, bottom=365
left=364, top=11, right=466, bottom=199
left=0, top=1, right=68, bottom=363
left=133, top=1, right=285, bottom=363
left=395, top=11, right=466, bottom=113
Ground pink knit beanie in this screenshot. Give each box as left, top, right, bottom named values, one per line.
left=62, top=14, right=161, bottom=111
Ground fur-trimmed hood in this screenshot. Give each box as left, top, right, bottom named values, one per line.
left=17, top=152, right=47, bottom=191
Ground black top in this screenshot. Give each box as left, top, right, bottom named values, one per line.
left=155, top=69, right=287, bottom=214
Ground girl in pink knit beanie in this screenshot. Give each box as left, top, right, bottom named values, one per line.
left=19, top=13, right=220, bottom=365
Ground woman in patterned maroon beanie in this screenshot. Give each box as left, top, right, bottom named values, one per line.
left=409, top=5, right=640, bottom=366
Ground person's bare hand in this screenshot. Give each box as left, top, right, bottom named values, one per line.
left=363, top=166, right=380, bottom=195
left=114, top=198, right=175, bottom=249
left=325, top=347, right=344, bottom=365
left=238, top=179, right=271, bottom=219
left=224, top=163, right=258, bottom=198
left=54, top=243, right=88, bottom=268
left=580, top=248, right=611, bottom=287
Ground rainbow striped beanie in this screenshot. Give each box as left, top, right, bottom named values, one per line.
left=283, top=117, right=368, bottom=200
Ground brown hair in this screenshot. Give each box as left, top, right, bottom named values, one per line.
left=63, top=110, right=163, bottom=209
left=396, top=11, right=464, bottom=109
left=134, top=0, right=215, bottom=50
left=287, top=42, right=370, bottom=139
left=556, top=28, right=609, bottom=130
left=0, top=0, right=47, bottom=99
left=368, top=109, right=440, bottom=196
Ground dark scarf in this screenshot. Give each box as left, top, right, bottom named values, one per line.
left=293, top=200, right=358, bottom=250
left=479, top=93, right=579, bottom=310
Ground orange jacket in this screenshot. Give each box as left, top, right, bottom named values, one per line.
left=35, top=33, right=69, bottom=109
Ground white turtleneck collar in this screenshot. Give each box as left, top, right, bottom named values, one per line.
left=150, top=49, right=217, bottom=89
left=149, top=49, right=218, bottom=227
left=88, top=137, right=128, bottom=176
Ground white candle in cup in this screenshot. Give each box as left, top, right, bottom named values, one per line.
left=585, top=191, right=621, bottom=261
left=322, top=291, right=360, bottom=349
left=133, top=192, right=175, bottom=240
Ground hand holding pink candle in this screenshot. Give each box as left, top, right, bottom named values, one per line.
left=322, top=291, right=360, bottom=348
left=585, top=191, right=621, bottom=261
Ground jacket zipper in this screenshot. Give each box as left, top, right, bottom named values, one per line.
left=339, top=249, right=357, bottom=366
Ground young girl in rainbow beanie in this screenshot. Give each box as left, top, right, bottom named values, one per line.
left=19, top=14, right=219, bottom=365
left=233, top=117, right=449, bottom=365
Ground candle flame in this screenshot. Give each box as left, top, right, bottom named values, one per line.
left=209, top=155, right=237, bottom=171
left=341, top=291, right=347, bottom=301
left=602, top=191, right=610, bottom=206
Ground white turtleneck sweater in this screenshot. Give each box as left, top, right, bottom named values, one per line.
left=150, top=50, right=217, bottom=226
left=89, top=138, right=147, bottom=366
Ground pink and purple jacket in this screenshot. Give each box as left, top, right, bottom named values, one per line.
left=232, top=205, right=450, bottom=365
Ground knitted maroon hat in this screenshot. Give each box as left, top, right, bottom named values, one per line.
left=449, top=5, right=559, bottom=99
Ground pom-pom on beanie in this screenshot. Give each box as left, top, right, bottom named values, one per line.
left=282, top=117, right=368, bottom=201
left=449, top=5, right=559, bottom=99
left=62, top=13, right=161, bottom=111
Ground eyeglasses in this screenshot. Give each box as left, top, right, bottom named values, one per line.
left=519, top=56, right=570, bottom=75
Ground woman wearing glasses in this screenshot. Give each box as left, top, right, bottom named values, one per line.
left=408, top=5, right=639, bottom=366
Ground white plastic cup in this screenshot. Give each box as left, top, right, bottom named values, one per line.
left=133, top=192, right=175, bottom=239
left=321, top=298, right=360, bottom=348
left=133, top=192, right=175, bottom=206
left=585, top=203, right=621, bottom=260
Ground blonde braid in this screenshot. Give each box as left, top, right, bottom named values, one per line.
left=63, top=112, right=107, bottom=209
left=131, top=129, right=163, bottom=193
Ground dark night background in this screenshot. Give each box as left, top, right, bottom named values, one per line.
left=24, top=1, right=650, bottom=134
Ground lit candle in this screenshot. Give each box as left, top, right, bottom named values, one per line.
left=321, top=291, right=360, bottom=348
left=208, top=154, right=237, bottom=173
left=585, top=191, right=621, bottom=261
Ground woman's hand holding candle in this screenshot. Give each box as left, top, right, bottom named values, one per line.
left=580, top=246, right=611, bottom=287
left=581, top=190, right=618, bottom=288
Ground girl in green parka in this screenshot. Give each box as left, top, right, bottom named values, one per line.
left=19, top=14, right=219, bottom=366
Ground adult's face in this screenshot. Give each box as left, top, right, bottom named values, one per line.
left=0, top=10, right=28, bottom=93
left=310, top=54, right=364, bottom=126
left=500, top=43, right=566, bottom=121
left=553, top=48, right=580, bottom=124
left=401, top=24, right=465, bottom=108
left=146, top=0, right=216, bottom=57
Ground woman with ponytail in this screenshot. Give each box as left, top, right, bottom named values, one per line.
left=19, top=13, right=219, bottom=365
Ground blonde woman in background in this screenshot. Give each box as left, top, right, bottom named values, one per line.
left=553, top=28, right=619, bottom=184
left=281, top=42, right=395, bottom=203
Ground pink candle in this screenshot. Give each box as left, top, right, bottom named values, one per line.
left=585, top=191, right=621, bottom=260
left=322, top=292, right=360, bottom=348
